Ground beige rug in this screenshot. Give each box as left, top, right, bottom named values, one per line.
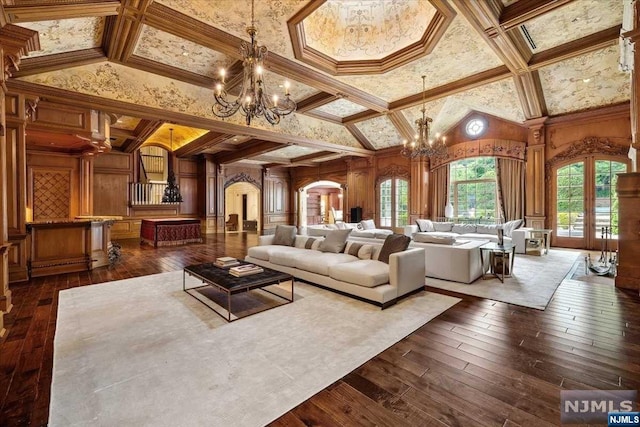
left=426, top=249, right=581, bottom=310
left=50, top=270, right=459, bottom=427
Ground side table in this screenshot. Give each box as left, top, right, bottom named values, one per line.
left=526, top=229, right=552, bottom=255
left=479, top=242, right=516, bottom=283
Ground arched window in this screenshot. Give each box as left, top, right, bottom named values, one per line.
left=449, top=157, right=497, bottom=221
left=379, top=178, right=409, bottom=227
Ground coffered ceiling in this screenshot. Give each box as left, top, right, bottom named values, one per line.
left=4, top=0, right=629, bottom=167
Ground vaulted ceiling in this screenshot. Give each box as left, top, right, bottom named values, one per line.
left=4, top=0, right=629, bottom=167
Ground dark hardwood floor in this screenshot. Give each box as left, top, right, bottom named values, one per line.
left=0, top=233, right=638, bottom=426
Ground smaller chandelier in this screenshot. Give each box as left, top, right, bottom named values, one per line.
left=212, top=0, right=296, bottom=126
left=400, top=76, right=447, bottom=160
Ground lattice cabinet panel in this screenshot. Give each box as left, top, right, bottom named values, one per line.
left=33, top=170, right=71, bottom=220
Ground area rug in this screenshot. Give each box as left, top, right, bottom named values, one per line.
left=49, top=271, right=459, bottom=427
left=426, top=249, right=581, bottom=310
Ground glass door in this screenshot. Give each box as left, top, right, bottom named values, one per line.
left=555, top=162, right=585, bottom=248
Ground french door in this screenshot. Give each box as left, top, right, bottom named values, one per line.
left=553, top=156, right=628, bottom=249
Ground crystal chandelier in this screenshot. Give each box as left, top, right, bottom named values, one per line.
left=212, top=0, right=296, bottom=126
left=400, top=76, right=447, bottom=159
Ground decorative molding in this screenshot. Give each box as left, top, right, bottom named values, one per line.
left=513, top=71, right=547, bottom=119
left=430, top=139, right=526, bottom=169
left=224, top=172, right=261, bottom=189
left=376, top=164, right=410, bottom=184
left=287, top=0, right=456, bottom=75
left=546, top=137, right=630, bottom=172
left=499, top=0, right=573, bottom=30
left=3, top=1, right=120, bottom=23
left=12, top=48, right=106, bottom=78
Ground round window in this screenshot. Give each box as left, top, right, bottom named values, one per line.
left=465, top=118, right=486, bottom=138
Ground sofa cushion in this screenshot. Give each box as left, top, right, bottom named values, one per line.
left=378, top=234, right=411, bottom=264
left=360, top=219, right=376, bottom=230
left=272, top=225, right=297, bottom=246
left=374, top=230, right=394, bottom=239
left=433, top=221, right=454, bottom=232
left=502, top=219, right=523, bottom=237
left=476, top=224, right=501, bottom=235
left=247, top=245, right=301, bottom=261
left=452, top=224, right=477, bottom=234
left=318, top=229, right=352, bottom=253
left=350, top=230, right=376, bottom=238
left=416, top=219, right=434, bottom=232
left=329, top=260, right=389, bottom=288
left=343, top=241, right=374, bottom=260
left=269, top=248, right=310, bottom=267
left=414, top=234, right=456, bottom=245
left=295, top=252, right=358, bottom=276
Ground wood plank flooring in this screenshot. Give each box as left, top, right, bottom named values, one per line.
left=0, top=233, right=638, bottom=426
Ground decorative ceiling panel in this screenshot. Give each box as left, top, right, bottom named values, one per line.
left=523, top=0, right=622, bottom=52
left=19, top=17, right=104, bottom=57
left=302, top=0, right=436, bottom=61
left=311, top=98, right=368, bottom=118
left=335, top=15, right=503, bottom=102
left=134, top=25, right=236, bottom=77
left=401, top=78, right=524, bottom=135
left=18, top=62, right=360, bottom=149
left=264, top=145, right=321, bottom=159
left=156, top=0, right=306, bottom=58
left=261, top=69, right=320, bottom=102
left=539, top=46, right=630, bottom=115
left=356, top=115, right=403, bottom=149
left=143, top=123, right=209, bottom=150
left=112, top=115, right=140, bottom=131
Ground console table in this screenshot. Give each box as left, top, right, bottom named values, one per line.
left=140, top=218, right=202, bottom=247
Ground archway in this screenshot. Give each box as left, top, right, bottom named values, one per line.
left=299, top=180, right=344, bottom=228
left=225, top=181, right=261, bottom=234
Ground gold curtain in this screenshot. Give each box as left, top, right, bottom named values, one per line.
left=496, top=158, right=524, bottom=221
left=430, top=164, right=449, bottom=220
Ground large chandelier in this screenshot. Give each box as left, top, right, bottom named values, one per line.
left=212, top=0, right=296, bottom=126
left=400, top=76, right=447, bottom=159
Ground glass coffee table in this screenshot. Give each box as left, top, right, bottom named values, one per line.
left=479, top=242, right=516, bottom=283
left=183, top=261, right=294, bottom=322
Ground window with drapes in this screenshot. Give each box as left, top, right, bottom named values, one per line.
left=449, top=157, right=498, bottom=221
left=379, top=178, right=409, bottom=227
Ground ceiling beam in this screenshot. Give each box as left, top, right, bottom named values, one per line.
left=215, top=140, right=284, bottom=164
left=304, top=110, right=343, bottom=124
left=452, top=0, right=532, bottom=74
left=175, top=131, right=231, bottom=157
left=8, top=80, right=374, bottom=158
left=12, top=48, right=107, bottom=77
left=121, top=119, right=164, bottom=153
left=3, top=1, right=120, bottom=22
left=104, top=0, right=151, bottom=63
left=296, top=92, right=337, bottom=113
left=110, top=127, right=135, bottom=138
left=528, top=25, right=621, bottom=70
left=292, top=150, right=341, bottom=163
left=387, top=112, right=416, bottom=143
left=500, top=0, right=574, bottom=31
left=345, top=124, right=375, bottom=151
left=513, top=71, right=547, bottom=119
left=126, top=55, right=215, bottom=88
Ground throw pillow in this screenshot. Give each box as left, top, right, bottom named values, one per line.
left=414, top=234, right=456, bottom=245
left=476, top=224, right=500, bottom=235
left=342, top=242, right=374, bottom=260
left=360, top=219, right=376, bottom=230
left=377, top=234, right=411, bottom=264
left=415, top=219, right=435, bottom=232
left=432, top=221, right=454, bottom=232
left=272, top=225, right=297, bottom=246
left=502, top=219, right=523, bottom=237
left=304, top=237, right=317, bottom=249
left=318, top=229, right=352, bottom=253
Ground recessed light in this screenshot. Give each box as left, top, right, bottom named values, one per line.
left=582, top=78, right=591, bottom=83
left=233, top=138, right=238, bottom=141
left=182, top=51, right=189, bottom=56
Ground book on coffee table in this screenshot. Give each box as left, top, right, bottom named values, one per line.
left=215, top=256, right=240, bottom=267
left=229, top=264, right=263, bottom=277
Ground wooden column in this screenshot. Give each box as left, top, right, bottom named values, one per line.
left=410, top=157, right=429, bottom=222
left=0, top=24, right=39, bottom=336
left=615, top=173, right=640, bottom=291
left=524, top=118, right=547, bottom=229
left=79, top=154, right=94, bottom=216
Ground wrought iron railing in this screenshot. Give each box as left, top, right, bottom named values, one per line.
left=130, top=182, right=180, bottom=205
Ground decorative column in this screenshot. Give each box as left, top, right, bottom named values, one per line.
left=524, top=118, right=547, bottom=229
left=79, top=154, right=94, bottom=216
left=0, top=24, right=39, bottom=336
left=615, top=173, right=640, bottom=291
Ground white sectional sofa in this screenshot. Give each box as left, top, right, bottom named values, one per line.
left=347, top=235, right=488, bottom=284
left=304, top=221, right=393, bottom=240
left=245, top=234, right=426, bottom=308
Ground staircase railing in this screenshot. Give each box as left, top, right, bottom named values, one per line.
left=130, top=182, right=180, bottom=205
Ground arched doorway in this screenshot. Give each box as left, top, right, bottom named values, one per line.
left=299, top=180, right=344, bottom=228
left=225, top=181, right=261, bottom=234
